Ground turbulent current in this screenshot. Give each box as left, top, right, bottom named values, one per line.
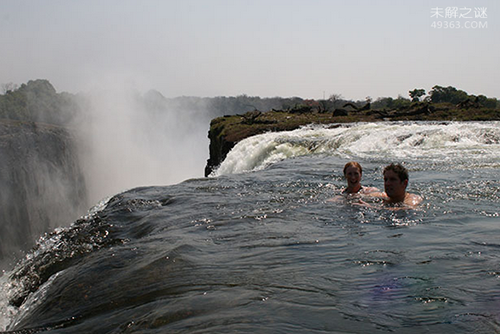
left=1, top=121, right=500, bottom=333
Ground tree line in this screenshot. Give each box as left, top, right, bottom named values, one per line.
left=372, top=85, right=498, bottom=110
left=0, top=80, right=82, bottom=126
left=1, top=80, right=498, bottom=126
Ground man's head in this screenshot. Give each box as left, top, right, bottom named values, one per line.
left=383, top=163, right=409, bottom=201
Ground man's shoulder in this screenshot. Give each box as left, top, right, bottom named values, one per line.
left=406, top=193, right=423, bottom=206
left=367, top=191, right=388, bottom=198
left=360, top=186, right=379, bottom=194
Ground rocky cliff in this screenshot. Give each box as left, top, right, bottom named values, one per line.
left=204, top=104, right=500, bottom=176
left=204, top=110, right=346, bottom=176
left=0, top=119, right=88, bottom=269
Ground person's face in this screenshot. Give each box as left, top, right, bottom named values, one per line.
left=383, top=170, right=407, bottom=199
left=345, top=166, right=361, bottom=187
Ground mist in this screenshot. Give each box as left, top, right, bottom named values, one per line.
left=0, top=78, right=297, bottom=271
left=71, top=87, right=212, bottom=206
left=0, top=118, right=87, bottom=270
left=0, top=80, right=218, bottom=271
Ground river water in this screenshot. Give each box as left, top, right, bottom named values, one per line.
left=1, top=121, right=500, bottom=333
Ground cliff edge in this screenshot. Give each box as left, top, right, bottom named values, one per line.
left=0, top=119, right=88, bottom=267
left=204, top=103, right=500, bottom=176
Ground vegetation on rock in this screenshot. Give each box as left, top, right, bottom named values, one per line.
left=204, top=86, right=500, bottom=176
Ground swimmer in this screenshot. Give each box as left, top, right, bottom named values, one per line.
left=342, top=161, right=379, bottom=194
left=370, top=163, right=423, bottom=207
left=327, top=162, right=378, bottom=202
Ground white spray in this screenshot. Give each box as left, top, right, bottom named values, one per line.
left=72, top=87, right=211, bottom=205
left=214, top=122, right=500, bottom=175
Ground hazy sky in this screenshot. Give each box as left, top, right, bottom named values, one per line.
left=1, top=0, right=498, bottom=100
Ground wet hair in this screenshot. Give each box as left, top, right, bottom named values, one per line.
left=383, top=163, right=409, bottom=182
left=343, top=161, right=362, bottom=175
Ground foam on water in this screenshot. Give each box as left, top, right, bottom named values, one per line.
left=214, top=121, right=500, bottom=175
left=0, top=274, right=17, bottom=331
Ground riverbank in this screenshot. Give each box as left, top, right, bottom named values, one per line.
left=205, top=102, right=500, bottom=176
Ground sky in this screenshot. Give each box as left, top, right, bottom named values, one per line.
left=1, top=0, right=498, bottom=101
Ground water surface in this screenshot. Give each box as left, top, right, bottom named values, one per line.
left=1, top=121, right=500, bottom=333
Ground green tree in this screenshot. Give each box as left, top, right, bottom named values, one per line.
left=409, top=89, right=426, bottom=102
left=392, top=95, right=411, bottom=109
left=475, top=95, right=498, bottom=109
left=429, top=85, right=468, bottom=104
left=0, top=79, right=80, bottom=125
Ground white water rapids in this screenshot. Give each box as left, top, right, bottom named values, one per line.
left=214, top=121, right=500, bottom=176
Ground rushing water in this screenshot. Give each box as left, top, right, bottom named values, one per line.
left=1, top=121, right=500, bottom=333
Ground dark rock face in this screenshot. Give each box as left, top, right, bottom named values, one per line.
left=0, top=120, right=88, bottom=268
left=333, top=109, right=348, bottom=117
left=204, top=118, right=236, bottom=177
